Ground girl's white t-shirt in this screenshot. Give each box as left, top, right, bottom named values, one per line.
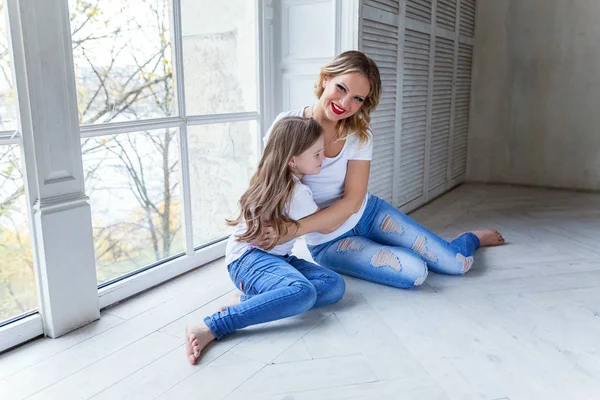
left=264, top=109, right=373, bottom=245
left=225, top=180, right=319, bottom=266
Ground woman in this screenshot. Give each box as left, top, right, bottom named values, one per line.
left=257, top=50, right=504, bottom=288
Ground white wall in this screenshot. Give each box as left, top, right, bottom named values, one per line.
left=273, top=0, right=358, bottom=115
left=468, top=0, right=600, bottom=191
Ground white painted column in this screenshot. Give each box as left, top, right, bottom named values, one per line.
left=6, top=0, right=99, bottom=337
left=337, top=0, right=360, bottom=52
left=258, top=0, right=275, bottom=134
left=273, top=0, right=360, bottom=114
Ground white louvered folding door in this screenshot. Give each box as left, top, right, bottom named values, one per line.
left=451, top=0, right=475, bottom=183
left=361, top=1, right=400, bottom=203
left=398, top=28, right=429, bottom=206
left=359, top=0, right=477, bottom=211
left=429, top=0, right=456, bottom=197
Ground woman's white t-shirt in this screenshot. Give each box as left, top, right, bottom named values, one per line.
left=264, top=109, right=373, bottom=245
left=225, top=180, right=319, bottom=265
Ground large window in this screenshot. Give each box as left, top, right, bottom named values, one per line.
left=70, top=0, right=176, bottom=124
left=81, top=129, right=184, bottom=283
left=0, top=1, right=37, bottom=323
left=188, top=121, right=259, bottom=246
left=0, top=145, right=36, bottom=323
left=70, top=0, right=261, bottom=284
left=0, top=1, right=15, bottom=131
left=181, top=1, right=257, bottom=115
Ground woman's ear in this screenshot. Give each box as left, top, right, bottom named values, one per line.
left=288, top=157, right=296, bottom=169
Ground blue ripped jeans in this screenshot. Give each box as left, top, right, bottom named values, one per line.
left=204, top=249, right=345, bottom=340
left=308, top=194, right=480, bottom=288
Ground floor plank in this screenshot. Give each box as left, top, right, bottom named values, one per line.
left=226, top=354, right=379, bottom=398
left=0, top=313, right=123, bottom=380
left=27, top=332, right=181, bottom=400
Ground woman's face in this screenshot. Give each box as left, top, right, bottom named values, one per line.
left=319, top=72, right=371, bottom=122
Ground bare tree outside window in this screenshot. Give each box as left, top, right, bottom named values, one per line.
left=73, top=0, right=184, bottom=284
left=0, top=1, right=37, bottom=322
left=0, top=0, right=259, bottom=321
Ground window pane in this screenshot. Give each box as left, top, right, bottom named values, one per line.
left=69, top=0, right=176, bottom=125
left=0, top=1, right=17, bottom=131
left=0, top=144, right=36, bottom=322
left=82, top=129, right=184, bottom=284
left=189, top=121, right=259, bottom=246
left=182, top=0, right=257, bottom=115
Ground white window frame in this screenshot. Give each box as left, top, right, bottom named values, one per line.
left=0, top=0, right=275, bottom=352
left=0, top=132, right=42, bottom=352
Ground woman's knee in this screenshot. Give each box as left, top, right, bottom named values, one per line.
left=370, top=248, right=428, bottom=288
left=413, top=262, right=428, bottom=286
left=403, top=258, right=428, bottom=288
left=450, top=253, right=475, bottom=275
left=423, top=250, right=474, bottom=276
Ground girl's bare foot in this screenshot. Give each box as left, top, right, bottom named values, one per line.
left=217, top=292, right=242, bottom=312
left=471, top=229, right=505, bottom=247
left=184, top=322, right=216, bottom=365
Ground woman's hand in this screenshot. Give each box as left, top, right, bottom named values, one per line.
left=254, top=222, right=298, bottom=249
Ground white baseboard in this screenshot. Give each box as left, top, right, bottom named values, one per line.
left=0, top=314, right=43, bottom=353
left=98, top=241, right=227, bottom=309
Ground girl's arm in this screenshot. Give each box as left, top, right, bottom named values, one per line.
left=256, top=160, right=370, bottom=247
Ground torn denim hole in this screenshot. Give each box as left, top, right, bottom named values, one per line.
left=381, top=215, right=404, bottom=235
left=371, top=249, right=402, bottom=271
left=414, top=267, right=428, bottom=286
left=456, top=254, right=474, bottom=273
left=336, top=237, right=364, bottom=252
left=411, top=235, right=438, bottom=263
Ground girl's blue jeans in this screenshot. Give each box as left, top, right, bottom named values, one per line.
left=204, top=249, right=345, bottom=340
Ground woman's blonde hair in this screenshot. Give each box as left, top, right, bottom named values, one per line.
left=314, top=50, right=381, bottom=144
left=227, top=117, right=323, bottom=250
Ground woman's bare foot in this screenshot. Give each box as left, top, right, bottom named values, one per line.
left=184, top=322, right=216, bottom=365
left=471, top=229, right=505, bottom=247
left=217, top=292, right=242, bottom=312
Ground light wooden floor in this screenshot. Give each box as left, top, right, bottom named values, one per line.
left=2, top=183, right=600, bottom=400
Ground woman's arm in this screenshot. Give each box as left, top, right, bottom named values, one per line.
left=256, top=160, right=370, bottom=247
left=297, top=160, right=370, bottom=235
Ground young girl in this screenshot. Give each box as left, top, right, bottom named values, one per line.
left=185, top=117, right=346, bottom=365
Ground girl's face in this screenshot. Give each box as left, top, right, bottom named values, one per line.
left=319, top=72, right=371, bottom=122
left=289, top=135, right=326, bottom=176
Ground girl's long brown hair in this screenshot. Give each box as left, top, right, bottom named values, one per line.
left=314, top=50, right=382, bottom=144
left=227, top=117, right=323, bottom=250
